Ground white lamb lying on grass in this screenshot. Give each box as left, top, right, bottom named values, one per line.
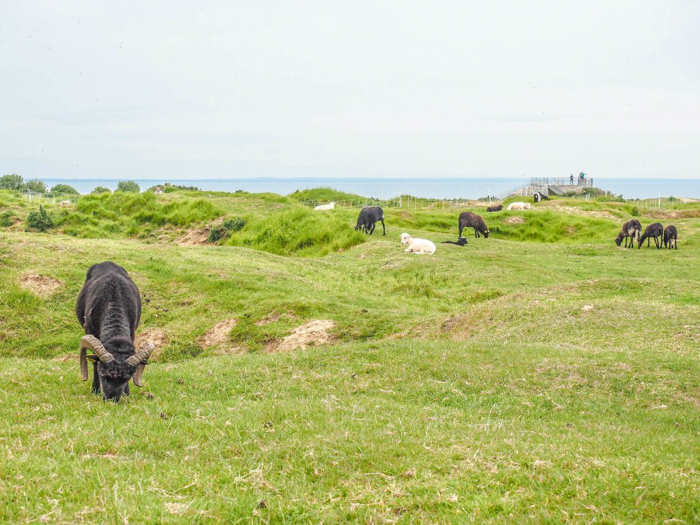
left=400, top=233, right=436, bottom=255
left=507, top=201, right=532, bottom=211
left=314, top=202, right=336, bottom=210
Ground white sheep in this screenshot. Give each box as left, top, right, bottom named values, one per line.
left=314, top=202, right=336, bottom=211
left=506, top=202, right=532, bottom=211
left=400, top=233, right=436, bottom=255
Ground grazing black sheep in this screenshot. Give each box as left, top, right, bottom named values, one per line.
left=639, top=222, right=664, bottom=249
left=458, top=212, right=489, bottom=238
left=76, top=262, right=154, bottom=401
left=615, top=219, right=642, bottom=248
left=486, top=204, right=503, bottom=212
left=441, top=237, right=468, bottom=246
left=533, top=191, right=549, bottom=203
left=664, top=225, right=678, bottom=249
left=355, top=206, right=385, bottom=236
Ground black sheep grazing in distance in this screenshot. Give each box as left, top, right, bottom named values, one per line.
left=458, top=212, right=489, bottom=238
left=486, top=204, right=503, bottom=212
left=664, top=225, right=678, bottom=249
left=76, top=262, right=153, bottom=401
left=639, top=222, right=664, bottom=249
left=355, top=206, right=385, bottom=235
left=615, top=219, right=642, bottom=248
left=533, top=191, right=549, bottom=203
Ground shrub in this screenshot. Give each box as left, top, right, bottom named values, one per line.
left=25, top=180, right=48, bottom=193
left=50, top=184, right=79, bottom=195
left=116, top=180, right=140, bottom=193
left=0, top=211, right=14, bottom=227
left=92, top=186, right=112, bottom=194
left=0, top=174, right=25, bottom=191
left=26, top=206, right=54, bottom=232
left=208, top=217, right=246, bottom=243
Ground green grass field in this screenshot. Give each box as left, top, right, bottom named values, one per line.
left=1, top=188, right=699, bottom=523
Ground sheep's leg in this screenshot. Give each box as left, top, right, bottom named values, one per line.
left=405, top=247, right=412, bottom=252
left=124, top=383, right=130, bottom=397
left=91, top=362, right=101, bottom=395
left=458, top=224, right=464, bottom=238
left=369, top=222, right=376, bottom=235
left=381, top=218, right=386, bottom=236
left=474, top=228, right=479, bottom=238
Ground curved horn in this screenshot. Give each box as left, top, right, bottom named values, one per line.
left=79, top=347, right=88, bottom=381
left=126, top=341, right=155, bottom=387
left=80, top=335, right=114, bottom=362
left=79, top=335, right=114, bottom=380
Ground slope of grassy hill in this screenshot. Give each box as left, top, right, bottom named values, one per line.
left=1, top=188, right=699, bottom=523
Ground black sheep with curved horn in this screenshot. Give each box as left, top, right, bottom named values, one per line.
left=76, top=262, right=154, bottom=401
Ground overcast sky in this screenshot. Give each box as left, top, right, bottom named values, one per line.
left=1, top=0, right=698, bottom=180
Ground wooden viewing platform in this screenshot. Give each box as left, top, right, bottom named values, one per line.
left=499, top=176, right=595, bottom=199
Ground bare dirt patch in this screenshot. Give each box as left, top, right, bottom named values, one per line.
left=19, top=272, right=62, bottom=297
left=199, top=319, right=244, bottom=354
left=505, top=216, right=525, bottom=224
left=135, top=328, right=170, bottom=359
left=178, top=228, right=212, bottom=246
left=177, top=218, right=225, bottom=246
left=266, top=320, right=337, bottom=352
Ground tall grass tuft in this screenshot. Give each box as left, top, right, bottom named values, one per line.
left=227, top=207, right=365, bottom=256
left=57, top=192, right=224, bottom=237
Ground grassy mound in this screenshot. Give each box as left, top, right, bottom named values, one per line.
left=56, top=192, right=224, bottom=238
left=487, top=210, right=619, bottom=242
left=226, top=206, right=366, bottom=256
left=288, top=187, right=369, bottom=204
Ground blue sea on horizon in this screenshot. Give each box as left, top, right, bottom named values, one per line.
left=35, top=177, right=700, bottom=200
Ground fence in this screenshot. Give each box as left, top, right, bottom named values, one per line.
left=299, top=197, right=492, bottom=211
left=23, top=192, right=79, bottom=205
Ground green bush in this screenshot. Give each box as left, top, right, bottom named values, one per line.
left=0, top=174, right=25, bottom=191
left=92, top=186, right=112, bottom=194
left=50, top=184, right=79, bottom=195
left=26, top=206, right=54, bottom=232
left=208, top=217, right=246, bottom=243
left=25, top=180, right=48, bottom=193
left=116, top=180, right=140, bottom=193
left=0, top=211, right=14, bottom=227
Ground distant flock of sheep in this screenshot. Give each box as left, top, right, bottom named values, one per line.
left=77, top=194, right=679, bottom=402
left=315, top=191, right=680, bottom=255
left=616, top=219, right=677, bottom=249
